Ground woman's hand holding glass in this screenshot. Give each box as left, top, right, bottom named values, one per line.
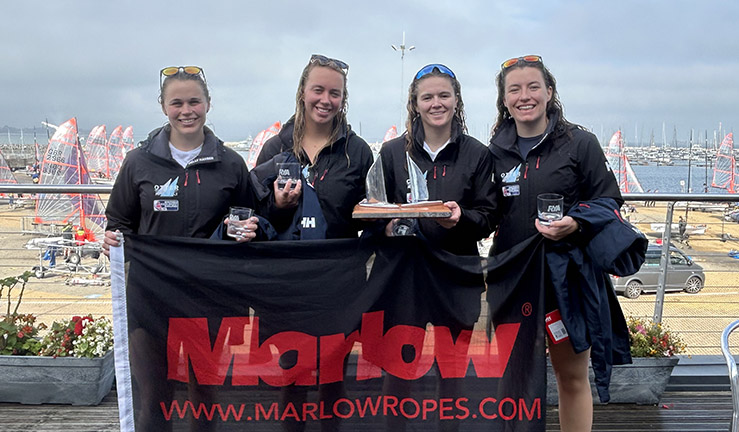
left=274, top=178, right=302, bottom=209
left=535, top=215, right=579, bottom=241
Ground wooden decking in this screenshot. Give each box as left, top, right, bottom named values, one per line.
left=0, top=390, right=733, bottom=431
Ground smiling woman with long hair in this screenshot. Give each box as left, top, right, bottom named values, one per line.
left=379, top=63, right=496, bottom=255
left=253, top=54, right=374, bottom=240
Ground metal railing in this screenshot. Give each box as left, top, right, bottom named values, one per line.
left=722, top=320, right=739, bottom=432
left=1, top=186, right=738, bottom=355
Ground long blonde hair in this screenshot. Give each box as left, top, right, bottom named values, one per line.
left=292, top=61, right=349, bottom=163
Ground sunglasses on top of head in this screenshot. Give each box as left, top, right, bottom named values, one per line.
left=159, top=66, right=206, bottom=90
left=501, top=55, right=543, bottom=70
left=310, top=54, right=349, bottom=72
left=414, top=64, right=456, bottom=80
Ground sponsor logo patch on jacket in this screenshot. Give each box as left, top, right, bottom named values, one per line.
left=155, top=177, right=179, bottom=197
left=501, top=164, right=521, bottom=183
left=153, top=200, right=179, bottom=212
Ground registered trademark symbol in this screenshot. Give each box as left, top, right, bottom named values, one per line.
left=521, top=302, right=532, bottom=316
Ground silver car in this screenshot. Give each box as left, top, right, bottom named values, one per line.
left=610, top=244, right=705, bottom=299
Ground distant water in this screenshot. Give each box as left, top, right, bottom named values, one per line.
left=632, top=164, right=727, bottom=193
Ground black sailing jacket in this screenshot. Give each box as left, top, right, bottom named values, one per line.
left=379, top=119, right=497, bottom=256
left=254, top=119, right=374, bottom=239
left=106, top=125, right=255, bottom=238
left=488, top=113, right=623, bottom=254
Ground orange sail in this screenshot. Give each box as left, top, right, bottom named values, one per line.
left=246, top=121, right=281, bottom=169
left=383, top=125, right=398, bottom=142
left=711, top=133, right=735, bottom=193
left=107, top=126, right=124, bottom=178
left=84, top=125, right=109, bottom=178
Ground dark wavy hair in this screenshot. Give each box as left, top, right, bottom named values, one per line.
left=492, top=59, right=571, bottom=136
left=405, top=67, right=466, bottom=152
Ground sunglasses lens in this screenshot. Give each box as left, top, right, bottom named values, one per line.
left=415, top=64, right=455, bottom=80
left=501, top=58, right=519, bottom=69
left=183, top=66, right=202, bottom=75
left=161, top=67, right=179, bottom=77
left=522, top=55, right=541, bottom=63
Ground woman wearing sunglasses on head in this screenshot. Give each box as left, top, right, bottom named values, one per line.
left=488, top=56, right=628, bottom=432
left=252, top=54, right=374, bottom=241
left=103, top=66, right=259, bottom=252
left=379, top=63, right=496, bottom=255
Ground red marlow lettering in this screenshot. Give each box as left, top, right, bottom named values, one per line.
left=167, top=317, right=253, bottom=385
left=255, top=402, right=279, bottom=420
left=280, top=402, right=300, bottom=421
left=479, top=397, right=498, bottom=419
left=422, top=399, right=438, bottom=420
left=399, top=398, right=420, bottom=418
left=302, top=402, right=318, bottom=421
left=382, top=325, right=434, bottom=380
left=355, top=396, right=382, bottom=417
left=454, top=398, right=470, bottom=419
left=258, top=331, right=317, bottom=386
left=438, top=398, right=454, bottom=420
left=519, top=398, right=541, bottom=420
left=383, top=395, right=400, bottom=416
left=498, top=397, right=517, bottom=421
left=466, top=324, right=520, bottom=378
left=334, top=398, right=354, bottom=419
left=433, top=327, right=472, bottom=378
left=356, top=311, right=385, bottom=380
left=319, top=331, right=359, bottom=384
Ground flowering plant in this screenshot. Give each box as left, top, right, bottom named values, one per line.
left=38, top=315, right=113, bottom=358
left=0, top=271, right=46, bottom=356
left=627, top=316, right=686, bottom=357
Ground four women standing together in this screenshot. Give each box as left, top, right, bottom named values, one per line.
left=104, top=55, right=628, bottom=432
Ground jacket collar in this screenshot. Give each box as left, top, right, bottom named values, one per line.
left=490, top=111, right=560, bottom=152
left=408, top=117, right=464, bottom=162
left=143, top=124, right=222, bottom=166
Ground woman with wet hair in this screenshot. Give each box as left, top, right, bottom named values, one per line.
left=488, top=55, right=628, bottom=432
left=379, top=63, right=496, bottom=255
left=253, top=54, right=374, bottom=240
left=104, top=66, right=258, bottom=249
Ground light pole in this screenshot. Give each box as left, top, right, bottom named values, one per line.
left=391, top=32, right=414, bottom=133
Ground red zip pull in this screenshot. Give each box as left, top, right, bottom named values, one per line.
left=433, top=166, right=437, bottom=179
left=524, top=163, right=529, bottom=179
left=536, top=156, right=540, bottom=169
left=443, top=165, right=447, bottom=177
left=196, top=170, right=201, bottom=184
left=184, top=172, right=189, bottom=186
left=319, top=169, right=327, bottom=181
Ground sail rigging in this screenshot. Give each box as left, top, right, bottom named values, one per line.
left=246, top=121, right=281, bottom=169
left=605, top=130, right=644, bottom=193
left=0, top=147, right=18, bottom=198
left=122, top=126, right=135, bottom=155
left=107, top=125, right=124, bottom=178
left=711, top=133, right=735, bottom=193
left=84, top=125, right=109, bottom=178
left=34, top=118, right=107, bottom=236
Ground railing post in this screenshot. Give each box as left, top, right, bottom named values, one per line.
left=653, top=201, right=675, bottom=324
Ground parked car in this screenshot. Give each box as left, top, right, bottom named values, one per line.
left=610, top=244, right=705, bottom=299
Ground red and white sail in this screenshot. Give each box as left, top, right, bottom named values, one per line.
left=122, top=126, right=135, bottom=155
left=107, top=125, right=125, bottom=178
left=383, top=125, right=398, bottom=143
left=34, top=118, right=107, bottom=236
left=84, top=125, right=109, bottom=178
left=605, top=130, right=644, bottom=193
left=711, top=133, right=735, bottom=193
left=246, top=121, right=281, bottom=169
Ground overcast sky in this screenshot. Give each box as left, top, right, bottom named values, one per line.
left=1, top=1, right=737, bottom=145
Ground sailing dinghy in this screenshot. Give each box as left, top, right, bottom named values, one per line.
left=605, top=130, right=644, bottom=193
left=711, top=133, right=735, bottom=193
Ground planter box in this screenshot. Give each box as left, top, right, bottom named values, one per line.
left=547, top=356, right=679, bottom=405
left=0, top=350, right=114, bottom=405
